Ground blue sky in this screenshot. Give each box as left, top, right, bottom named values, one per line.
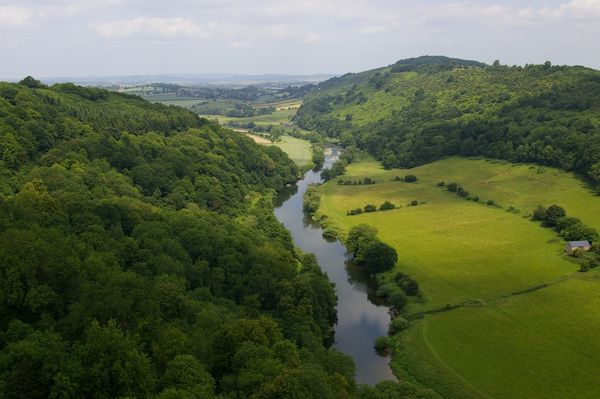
left=1, top=0, right=599, bottom=78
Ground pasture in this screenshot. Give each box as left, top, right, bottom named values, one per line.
left=317, top=156, right=600, bottom=398
left=271, top=136, right=313, bottom=167
left=200, top=108, right=297, bottom=127
left=239, top=133, right=312, bottom=168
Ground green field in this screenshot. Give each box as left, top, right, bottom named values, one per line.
left=317, top=156, right=600, bottom=398
left=271, top=136, right=312, bottom=167
left=200, top=108, right=297, bottom=127
left=242, top=133, right=312, bottom=168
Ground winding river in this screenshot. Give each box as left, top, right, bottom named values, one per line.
left=274, top=148, right=396, bottom=385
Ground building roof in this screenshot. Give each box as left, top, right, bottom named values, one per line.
left=567, top=241, right=591, bottom=247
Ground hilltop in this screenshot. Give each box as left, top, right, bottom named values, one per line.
left=296, top=56, right=600, bottom=186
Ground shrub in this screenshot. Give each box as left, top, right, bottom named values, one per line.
left=571, top=248, right=584, bottom=258
left=362, top=241, right=398, bottom=274
left=486, top=200, right=495, bottom=206
left=399, top=278, right=419, bottom=296
left=394, top=176, right=403, bottom=181
left=563, top=224, right=599, bottom=242
left=364, top=204, right=377, bottom=213
left=388, top=291, right=408, bottom=311
left=457, top=187, right=469, bottom=198
left=404, top=174, right=417, bottom=183
left=447, top=182, right=458, bottom=192
left=545, top=204, right=566, bottom=225
left=437, top=181, right=445, bottom=187
left=376, top=283, right=398, bottom=298
left=410, top=200, right=418, bottom=206
left=346, top=224, right=378, bottom=257
left=374, top=336, right=392, bottom=353
left=364, top=177, right=374, bottom=185
left=303, top=185, right=321, bottom=214
left=379, top=201, right=396, bottom=211
left=388, top=317, right=409, bottom=335
left=532, top=205, right=547, bottom=221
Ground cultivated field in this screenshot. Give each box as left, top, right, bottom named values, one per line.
left=317, top=156, right=600, bottom=398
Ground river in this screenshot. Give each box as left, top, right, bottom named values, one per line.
left=274, top=147, right=396, bottom=385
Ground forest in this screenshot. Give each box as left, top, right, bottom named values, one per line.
left=296, top=56, right=600, bottom=187
left=0, top=78, right=438, bottom=398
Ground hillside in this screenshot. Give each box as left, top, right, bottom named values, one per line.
left=0, top=79, right=355, bottom=398
left=296, top=56, right=600, bottom=186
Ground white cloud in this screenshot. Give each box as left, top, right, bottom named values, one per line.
left=92, top=16, right=215, bottom=40
left=1, top=0, right=600, bottom=77
left=0, top=6, right=34, bottom=27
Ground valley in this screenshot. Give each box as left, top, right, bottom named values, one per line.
left=315, top=156, right=600, bottom=398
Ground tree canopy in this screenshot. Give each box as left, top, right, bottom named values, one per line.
left=296, top=61, right=600, bottom=188
left=0, top=81, right=355, bottom=398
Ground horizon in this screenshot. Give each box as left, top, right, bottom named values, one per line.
left=1, top=0, right=600, bottom=79
left=3, top=55, right=599, bottom=85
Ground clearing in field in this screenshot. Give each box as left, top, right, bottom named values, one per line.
left=317, top=156, right=600, bottom=399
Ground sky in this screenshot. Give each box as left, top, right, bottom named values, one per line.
left=1, top=0, right=599, bottom=79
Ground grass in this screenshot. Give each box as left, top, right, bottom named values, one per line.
left=200, top=108, right=297, bottom=127
left=317, top=156, right=600, bottom=398
left=237, top=133, right=312, bottom=167
left=271, top=136, right=312, bottom=167
left=398, top=271, right=600, bottom=399
left=154, top=98, right=206, bottom=108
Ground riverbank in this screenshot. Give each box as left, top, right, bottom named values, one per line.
left=273, top=148, right=396, bottom=385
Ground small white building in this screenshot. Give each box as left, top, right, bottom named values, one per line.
left=564, top=241, right=591, bottom=254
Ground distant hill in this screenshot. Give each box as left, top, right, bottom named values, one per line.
left=39, top=73, right=335, bottom=87
left=296, top=56, right=600, bottom=186
left=389, top=55, right=487, bottom=72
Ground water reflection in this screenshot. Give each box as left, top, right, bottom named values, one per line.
left=274, top=148, right=396, bottom=385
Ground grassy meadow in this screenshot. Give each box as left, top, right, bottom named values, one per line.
left=317, top=156, right=600, bottom=398
left=271, top=135, right=313, bottom=167
left=200, top=107, right=297, bottom=127
left=242, top=133, right=313, bottom=168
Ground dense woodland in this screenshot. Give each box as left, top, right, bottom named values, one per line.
left=296, top=56, right=600, bottom=187
left=0, top=79, right=440, bottom=398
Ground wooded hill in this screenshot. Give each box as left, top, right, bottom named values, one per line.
left=296, top=56, right=600, bottom=186
left=0, top=78, right=356, bottom=398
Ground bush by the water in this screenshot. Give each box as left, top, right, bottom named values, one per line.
left=347, top=224, right=398, bottom=274
left=374, top=336, right=392, bottom=353
left=303, top=184, right=321, bottom=215
left=388, top=317, right=410, bottom=335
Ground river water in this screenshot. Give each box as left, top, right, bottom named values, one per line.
left=274, top=148, right=396, bottom=385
